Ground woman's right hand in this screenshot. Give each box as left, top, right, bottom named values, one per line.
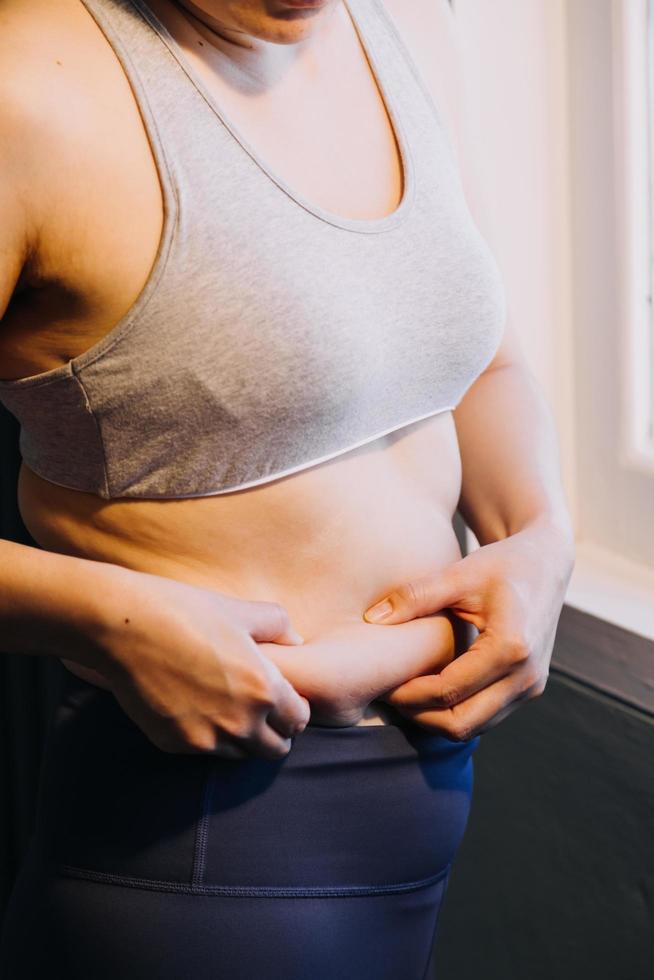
left=60, top=565, right=311, bottom=761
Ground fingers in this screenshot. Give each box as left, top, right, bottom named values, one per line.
left=174, top=721, right=295, bottom=762
left=214, top=702, right=309, bottom=761
left=257, top=684, right=312, bottom=759
left=363, top=561, right=467, bottom=625
left=220, top=716, right=296, bottom=763
left=382, top=673, right=456, bottom=710
left=229, top=597, right=305, bottom=646
left=206, top=667, right=311, bottom=760
left=386, top=624, right=533, bottom=710
left=249, top=724, right=294, bottom=761
left=404, top=673, right=536, bottom=742
left=265, top=678, right=311, bottom=738
left=186, top=712, right=296, bottom=762
left=208, top=737, right=250, bottom=761
left=383, top=640, right=505, bottom=711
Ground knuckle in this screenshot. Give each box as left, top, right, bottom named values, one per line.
left=243, top=666, right=277, bottom=708
left=255, top=681, right=278, bottom=711
left=253, top=680, right=277, bottom=709
left=249, top=723, right=292, bottom=760
left=159, top=717, right=217, bottom=754
left=443, top=714, right=475, bottom=743
left=520, top=664, right=549, bottom=698
left=450, top=723, right=475, bottom=743
left=518, top=669, right=540, bottom=694
left=294, top=697, right=311, bottom=729
left=210, top=736, right=247, bottom=760
left=221, top=714, right=255, bottom=742
left=506, top=631, right=529, bottom=664
left=437, top=686, right=461, bottom=709
left=530, top=676, right=549, bottom=699
left=185, top=729, right=217, bottom=753
left=265, top=740, right=292, bottom=761
left=270, top=601, right=291, bottom=632
left=396, top=579, right=424, bottom=608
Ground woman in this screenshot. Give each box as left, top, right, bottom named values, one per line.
left=0, top=0, right=574, bottom=977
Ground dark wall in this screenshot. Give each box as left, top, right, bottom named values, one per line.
left=0, top=407, right=63, bottom=915
left=432, top=666, right=654, bottom=979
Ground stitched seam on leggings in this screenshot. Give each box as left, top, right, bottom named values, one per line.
left=420, top=865, right=452, bottom=980
left=55, top=863, right=451, bottom=897
left=190, top=763, right=214, bottom=885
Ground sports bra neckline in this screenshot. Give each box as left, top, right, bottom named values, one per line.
left=129, top=0, right=417, bottom=234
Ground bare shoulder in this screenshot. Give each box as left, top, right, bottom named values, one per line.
left=0, top=0, right=91, bottom=316
left=0, top=0, right=89, bottom=135
left=0, top=0, right=110, bottom=178
left=0, top=0, right=51, bottom=318
left=0, top=0, right=145, bottom=320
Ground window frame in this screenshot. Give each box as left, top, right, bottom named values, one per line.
left=613, top=0, right=654, bottom=474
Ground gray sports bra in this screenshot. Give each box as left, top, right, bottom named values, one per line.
left=0, top=0, right=506, bottom=500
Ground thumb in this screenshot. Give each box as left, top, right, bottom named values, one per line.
left=363, top=562, right=464, bottom=624
left=231, top=597, right=305, bottom=646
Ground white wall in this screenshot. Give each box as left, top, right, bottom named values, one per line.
left=452, top=1, right=654, bottom=636
left=453, top=0, right=578, bottom=528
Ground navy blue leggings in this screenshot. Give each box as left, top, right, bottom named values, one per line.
left=0, top=665, right=478, bottom=979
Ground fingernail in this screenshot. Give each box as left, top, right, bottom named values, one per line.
left=288, top=629, right=305, bottom=644
left=364, top=599, right=393, bottom=623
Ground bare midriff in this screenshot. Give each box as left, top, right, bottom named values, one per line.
left=17, top=410, right=464, bottom=726
left=3, top=0, right=468, bottom=725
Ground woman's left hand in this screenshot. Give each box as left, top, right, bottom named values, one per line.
left=363, top=517, right=575, bottom=740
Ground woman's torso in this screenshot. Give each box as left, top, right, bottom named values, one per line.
left=1, top=0, right=473, bottom=724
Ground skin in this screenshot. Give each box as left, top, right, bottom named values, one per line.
left=0, top=0, right=574, bottom=744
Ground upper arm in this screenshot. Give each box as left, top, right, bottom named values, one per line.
left=0, top=6, right=39, bottom=325
left=0, top=85, right=33, bottom=321
left=0, top=156, right=31, bottom=325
